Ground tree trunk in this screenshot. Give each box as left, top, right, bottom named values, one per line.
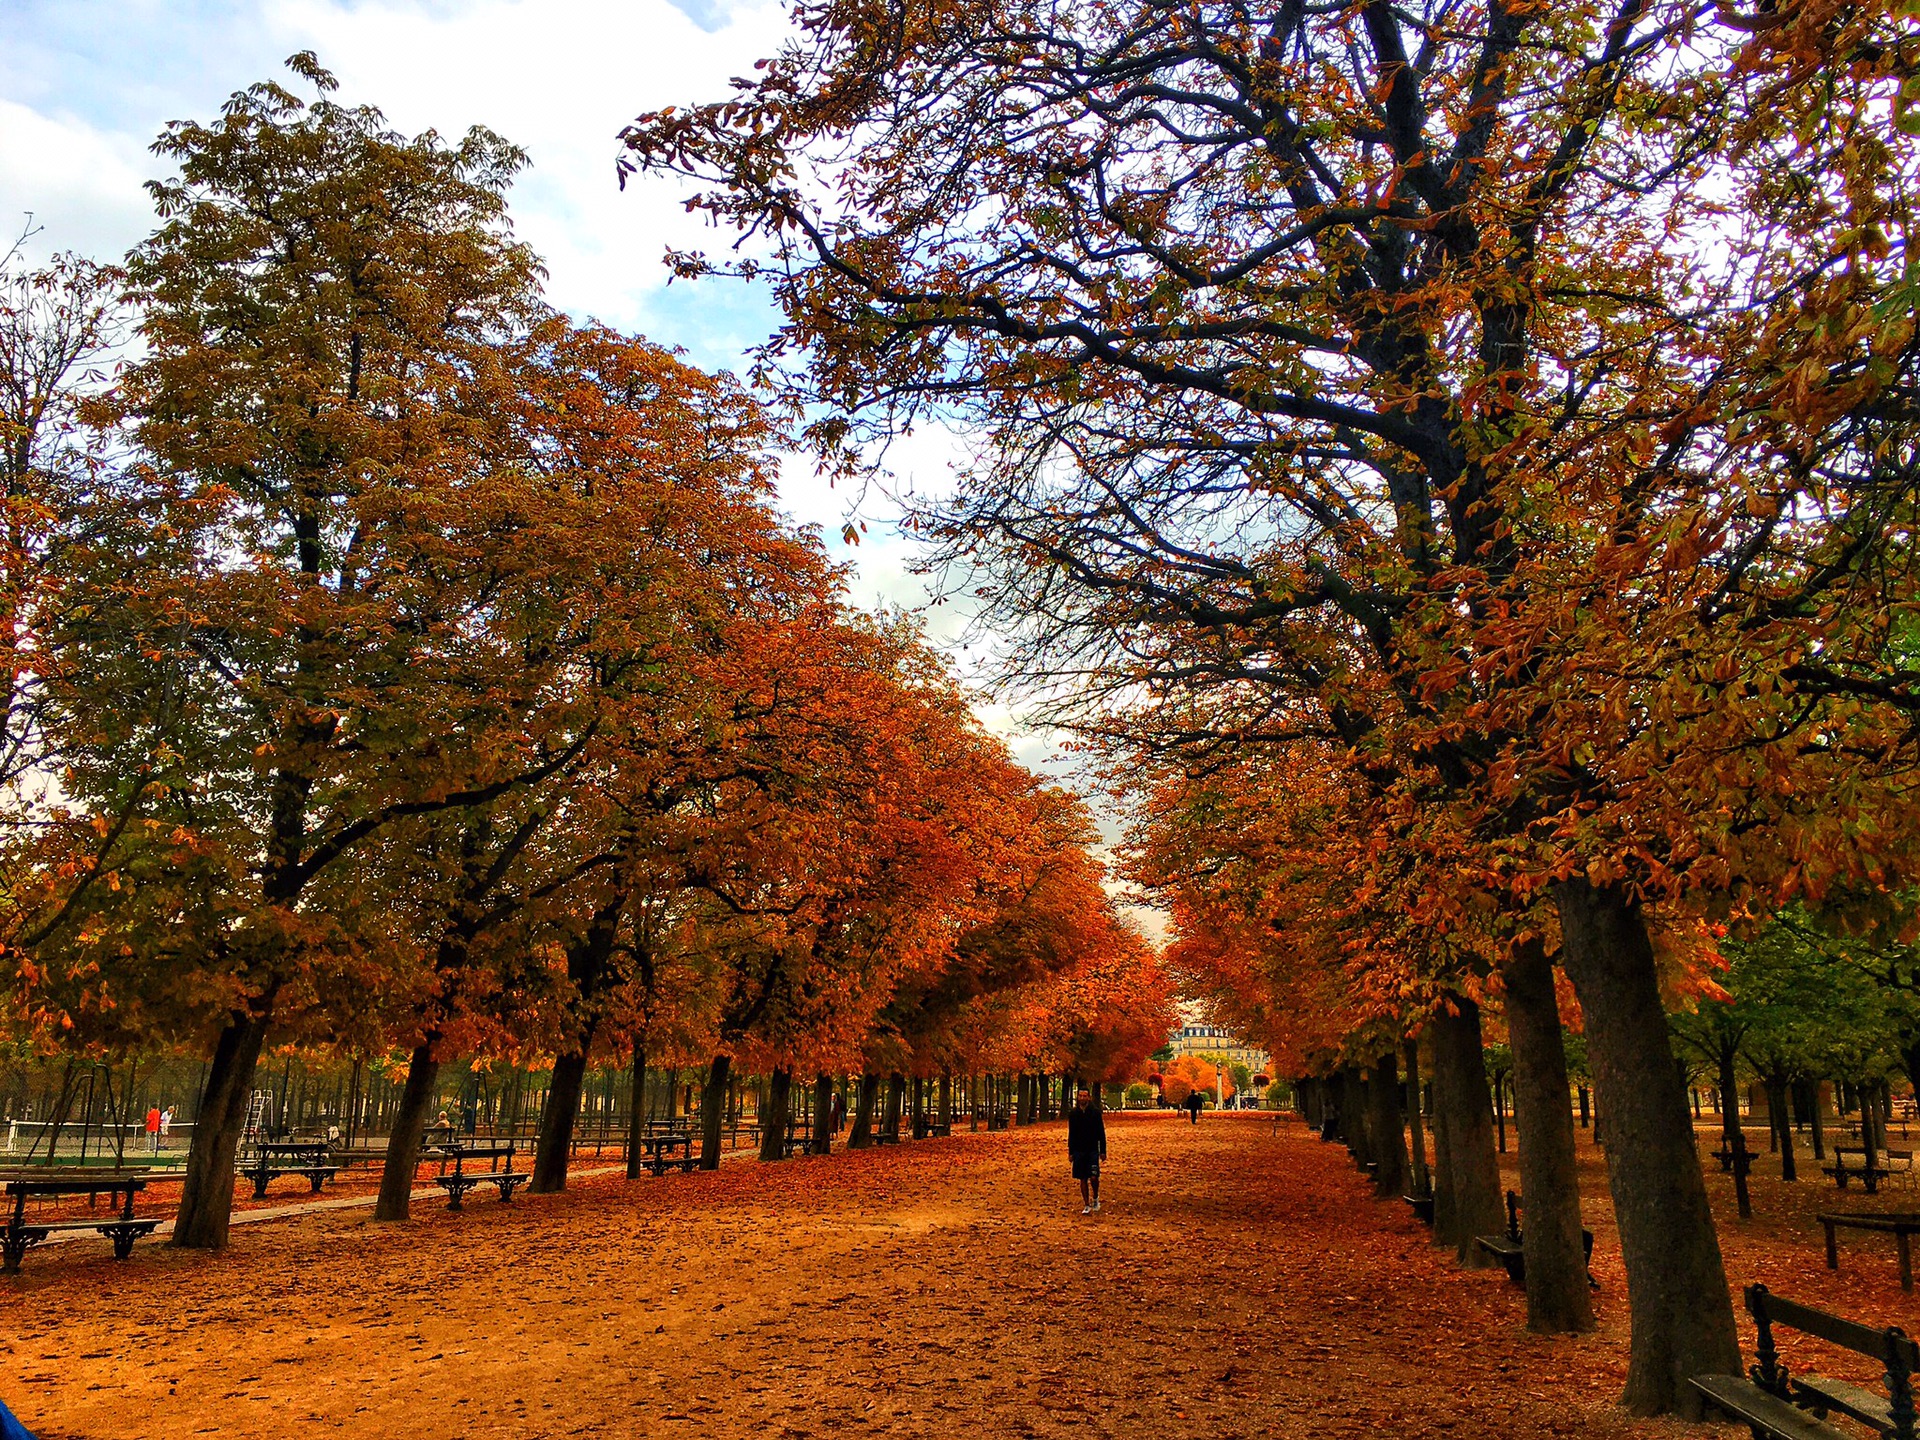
left=1555, top=876, right=1740, bottom=1416
left=1505, top=940, right=1595, bottom=1333
left=849, top=1072, right=879, bottom=1148
left=1404, top=1039, right=1430, bottom=1197
left=625, top=1048, right=647, bottom=1181
left=173, top=1010, right=270, bottom=1250
left=530, top=1047, right=590, bottom=1194
left=375, top=1039, right=439, bottom=1222
left=811, top=1074, right=834, bottom=1155
left=1716, top=1047, right=1752, bottom=1220
left=758, top=1069, right=793, bottom=1162
left=1766, top=1075, right=1796, bottom=1182
left=885, top=1073, right=906, bottom=1140
left=699, top=1054, right=731, bottom=1170
left=1430, top=997, right=1505, bottom=1266
left=939, top=1073, right=952, bottom=1129
left=1341, top=1063, right=1372, bottom=1169
left=1367, top=1051, right=1407, bottom=1197
left=1431, top=1071, right=1457, bottom=1245
left=1808, top=1079, right=1826, bottom=1161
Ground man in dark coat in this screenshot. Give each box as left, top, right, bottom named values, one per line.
left=1066, top=1087, right=1107, bottom=1213
left=1185, top=1089, right=1204, bottom=1124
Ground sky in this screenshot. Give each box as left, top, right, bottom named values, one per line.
left=0, top=0, right=1175, bottom=930
left=0, top=0, right=1023, bottom=737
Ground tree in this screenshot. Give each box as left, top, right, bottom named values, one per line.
left=618, top=0, right=1920, bottom=1408
left=16, top=56, right=590, bottom=1249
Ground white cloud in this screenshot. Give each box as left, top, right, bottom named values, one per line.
left=0, top=98, right=155, bottom=261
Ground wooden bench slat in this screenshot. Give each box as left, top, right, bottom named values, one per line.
left=1791, top=1374, right=1896, bottom=1433
left=1691, top=1376, right=1852, bottom=1440
left=1765, top=1293, right=1920, bottom=1367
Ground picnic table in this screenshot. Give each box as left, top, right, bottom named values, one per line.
left=241, top=1139, right=338, bottom=1199
left=3, top=1174, right=158, bottom=1273
left=428, top=1143, right=526, bottom=1209
left=639, top=1131, right=696, bottom=1176
left=1818, top=1211, right=1920, bottom=1292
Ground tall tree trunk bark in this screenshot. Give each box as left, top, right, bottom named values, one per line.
left=1367, top=1051, right=1407, bottom=1197
left=1404, top=1038, right=1430, bottom=1197
left=698, top=1054, right=731, bottom=1170
left=758, top=1069, right=793, bottom=1162
left=530, top=1047, right=590, bottom=1194
left=1556, top=876, right=1740, bottom=1417
left=1766, top=1075, right=1796, bottom=1182
left=173, top=1010, right=271, bottom=1250
left=1505, top=941, right=1595, bottom=1333
left=375, top=1039, right=439, bottom=1222
left=1341, top=1063, right=1372, bottom=1169
left=1430, top=1066, right=1457, bottom=1246
left=939, top=1073, right=952, bottom=1129
left=812, top=1074, right=834, bottom=1155
left=625, top=1048, right=647, bottom=1181
left=849, top=1071, right=879, bottom=1148
left=1808, top=1079, right=1826, bottom=1161
left=1430, top=997, right=1506, bottom=1266
left=1716, top=1047, right=1752, bottom=1220
left=885, top=1073, right=905, bottom=1139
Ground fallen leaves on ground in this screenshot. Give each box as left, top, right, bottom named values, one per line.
left=0, top=1113, right=1881, bottom=1439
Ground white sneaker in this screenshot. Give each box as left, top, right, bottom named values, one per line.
left=1091, top=1201, right=1101, bottom=1212
left=1080, top=1204, right=1091, bottom=1215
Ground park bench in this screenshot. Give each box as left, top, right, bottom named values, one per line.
left=3, top=1176, right=160, bottom=1273
left=430, top=1143, right=527, bottom=1210
left=1712, top=1141, right=1757, bottom=1175
left=639, top=1131, right=696, bottom=1177
left=1692, top=1283, right=1917, bottom=1440
left=1403, top=1189, right=1435, bottom=1225
left=241, top=1139, right=339, bottom=1200
left=1826, top=1148, right=1912, bottom=1194
left=1819, top=1211, right=1920, bottom=1292
left=1473, top=1190, right=1594, bottom=1287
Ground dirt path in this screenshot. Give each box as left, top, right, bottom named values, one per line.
left=4, top=1114, right=1688, bottom=1440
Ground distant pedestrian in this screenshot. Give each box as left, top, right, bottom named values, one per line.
left=831, top=1090, right=846, bottom=1134
left=1184, top=1090, right=1203, bottom=1125
left=145, top=1103, right=162, bottom=1154
left=159, top=1106, right=174, bottom=1143
left=1067, top=1087, right=1106, bottom=1214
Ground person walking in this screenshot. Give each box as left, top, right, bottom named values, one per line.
left=1184, top=1089, right=1204, bottom=1125
left=1066, top=1087, right=1106, bottom=1214
left=144, top=1103, right=162, bottom=1155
